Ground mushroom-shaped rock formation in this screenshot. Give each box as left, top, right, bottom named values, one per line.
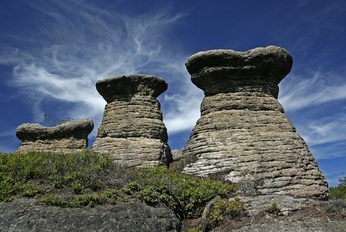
left=182, top=46, right=328, bottom=199
left=16, top=119, right=94, bottom=153
left=92, top=75, right=172, bottom=167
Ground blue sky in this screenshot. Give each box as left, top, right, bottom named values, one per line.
left=0, top=0, right=345, bottom=186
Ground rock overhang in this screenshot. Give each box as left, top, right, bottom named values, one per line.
left=96, top=74, right=168, bottom=103
left=16, top=119, right=94, bottom=140
left=185, top=46, right=293, bottom=89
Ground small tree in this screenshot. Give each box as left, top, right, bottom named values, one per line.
left=329, top=173, right=346, bottom=200
left=339, top=174, right=346, bottom=187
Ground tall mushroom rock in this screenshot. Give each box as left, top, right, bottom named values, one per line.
left=92, top=74, right=172, bottom=167
left=182, top=46, right=328, bottom=199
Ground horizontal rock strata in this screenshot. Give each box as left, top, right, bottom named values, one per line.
left=182, top=46, right=329, bottom=199
left=92, top=75, right=172, bottom=167
left=16, top=119, right=94, bottom=153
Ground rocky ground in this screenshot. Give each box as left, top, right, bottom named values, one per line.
left=0, top=198, right=180, bottom=232
left=2, top=197, right=345, bottom=232
left=183, top=198, right=346, bottom=232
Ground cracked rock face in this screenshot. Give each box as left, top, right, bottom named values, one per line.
left=16, top=119, right=94, bottom=154
left=92, top=75, right=172, bottom=167
left=182, top=46, right=329, bottom=199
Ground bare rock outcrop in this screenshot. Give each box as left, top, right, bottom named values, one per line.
left=0, top=199, right=181, bottom=232
left=182, top=46, right=329, bottom=199
left=16, top=119, right=94, bottom=153
left=91, top=74, right=172, bottom=167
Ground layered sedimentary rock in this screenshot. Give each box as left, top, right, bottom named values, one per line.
left=182, top=46, right=328, bottom=199
left=16, top=119, right=94, bottom=153
left=92, top=75, right=172, bottom=167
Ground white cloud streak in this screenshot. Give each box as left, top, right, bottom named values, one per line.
left=279, top=71, right=346, bottom=159
left=304, top=115, right=346, bottom=146
left=279, top=71, right=346, bottom=112
left=1, top=0, right=201, bottom=142
left=163, top=82, right=203, bottom=134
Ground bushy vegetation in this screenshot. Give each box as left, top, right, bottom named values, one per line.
left=265, top=202, right=281, bottom=215
left=125, top=167, right=237, bottom=218
left=0, top=150, right=237, bottom=220
left=0, top=150, right=113, bottom=202
left=206, top=196, right=246, bottom=227
left=329, top=174, right=346, bottom=200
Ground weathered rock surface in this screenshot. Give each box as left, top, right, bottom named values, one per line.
left=220, top=220, right=346, bottom=232
left=239, top=195, right=309, bottom=216
left=16, top=119, right=94, bottom=153
left=0, top=199, right=181, bottom=232
left=182, top=46, right=329, bottom=199
left=92, top=75, right=172, bottom=167
left=1, top=198, right=345, bottom=232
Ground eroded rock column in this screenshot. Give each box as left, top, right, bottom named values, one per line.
left=182, top=46, right=328, bottom=199
left=16, top=119, right=94, bottom=153
left=92, top=75, right=172, bottom=167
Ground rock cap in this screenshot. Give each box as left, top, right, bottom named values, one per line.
left=185, top=45, right=293, bottom=87
left=16, top=119, right=94, bottom=140
left=96, top=74, right=168, bottom=103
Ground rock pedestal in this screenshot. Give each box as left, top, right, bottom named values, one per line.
left=182, top=46, right=328, bottom=199
left=91, top=75, right=172, bottom=167
left=16, top=119, right=94, bottom=153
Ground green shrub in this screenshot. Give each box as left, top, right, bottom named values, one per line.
left=43, top=192, right=112, bottom=208
left=207, top=196, right=246, bottom=227
left=122, top=181, right=141, bottom=194
left=187, top=227, right=203, bottom=232
left=73, top=194, right=104, bottom=207
left=265, top=202, right=281, bottom=215
left=330, top=174, right=346, bottom=200
left=102, top=189, right=117, bottom=204
left=21, top=184, right=44, bottom=198
left=330, top=186, right=346, bottom=200
left=72, top=181, right=84, bottom=194
left=125, top=166, right=237, bottom=218
left=42, top=194, right=66, bottom=207
left=0, top=177, right=16, bottom=202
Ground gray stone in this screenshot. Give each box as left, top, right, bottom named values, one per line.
left=92, top=75, right=172, bottom=167
left=16, top=119, right=94, bottom=153
left=182, top=46, right=329, bottom=199
left=0, top=199, right=181, bottom=232
left=227, top=220, right=346, bottom=232
left=239, top=195, right=309, bottom=215
left=171, top=149, right=183, bottom=161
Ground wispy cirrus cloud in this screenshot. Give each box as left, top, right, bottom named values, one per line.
left=0, top=0, right=201, bottom=142
left=304, top=115, right=346, bottom=146
left=279, top=70, right=346, bottom=160
left=279, top=71, right=346, bottom=112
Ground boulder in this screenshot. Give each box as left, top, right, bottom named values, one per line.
left=181, top=46, right=329, bottom=199
left=0, top=199, right=181, bottom=232
left=16, top=119, right=94, bottom=154
left=92, top=75, right=172, bottom=167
